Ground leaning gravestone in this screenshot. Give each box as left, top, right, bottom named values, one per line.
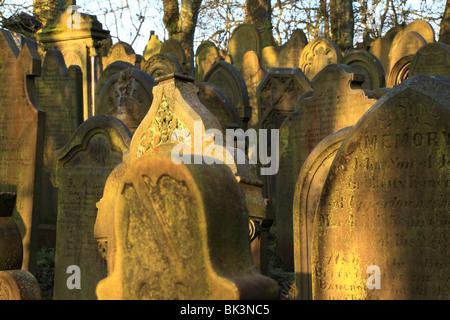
left=312, top=75, right=450, bottom=300
left=276, top=64, right=378, bottom=267
left=195, top=41, right=220, bottom=83
left=36, top=49, right=83, bottom=242
left=96, top=155, right=279, bottom=300
left=228, top=23, right=262, bottom=72
left=341, top=50, right=385, bottom=90
left=292, top=127, right=352, bottom=300
left=240, top=50, right=266, bottom=128
left=142, top=53, right=183, bottom=79
left=409, top=42, right=450, bottom=78
left=53, top=115, right=132, bottom=300
left=0, top=29, right=45, bottom=273
left=203, top=59, right=252, bottom=129
left=95, top=68, right=157, bottom=134
left=279, top=29, right=308, bottom=68
left=299, top=37, right=342, bottom=80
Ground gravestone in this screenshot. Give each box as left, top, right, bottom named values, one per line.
left=0, top=29, right=45, bottom=273
left=312, top=75, right=450, bottom=300
left=228, top=23, right=262, bottom=72
left=196, top=82, right=243, bottom=130
left=143, top=32, right=162, bottom=60
left=101, top=41, right=142, bottom=70
left=95, top=68, right=157, bottom=134
left=96, top=155, right=279, bottom=299
left=390, top=20, right=435, bottom=56
left=370, top=37, right=393, bottom=84
left=341, top=50, right=385, bottom=90
left=195, top=41, right=220, bottom=83
left=95, top=61, right=136, bottom=102
left=279, top=29, right=308, bottom=68
left=203, top=59, right=252, bottom=129
left=299, top=37, right=342, bottom=80
left=388, top=31, right=427, bottom=87
left=240, top=51, right=266, bottom=128
left=261, top=46, right=280, bottom=70
left=36, top=49, right=83, bottom=244
left=292, top=127, right=352, bottom=300
left=142, top=53, right=183, bottom=79
left=276, top=64, right=378, bottom=267
left=409, top=42, right=450, bottom=78
left=0, top=270, right=42, bottom=300
left=53, top=115, right=132, bottom=300
left=160, top=39, right=187, bottom=73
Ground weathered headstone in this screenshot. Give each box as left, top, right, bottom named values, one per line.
left=95, top=68, right=157, bottom=134
left=292, top=127, right=352, bottom=300
left=299, top=37, right=342, bottom=80
left=228, top=23, right=262, bottom=72
left=142, top=53, right=183, bottom=79
left=370, top=37, right=393, bottom=85
left=196, top=82, right=243, bottom=130
left=261, top=45, right=280, bottom=70
left=36, top=49, right=83, bottom=244
left=95, top=155, right=279, bottom=300
left=203, top=59, right=252, bottom=129
left=53, top=115, right=132, bottom=300
left=95, top=60, right=136, bottom=102
left=195, top=41, right=220, bottom=83
left=276, top=64, right=378, bottom=267
left=0, top=29, right=45, bottom=273
left=388, top=31, right=427, bottom=87
left=36, top=7, right=110, bottom=120
left=240, top=50, right=266, bottom=128
left=341, top=50, right=385, bottom=90
left=0, top=270, right=42, bottom=300
left=142, top=32, right=162, bottom=60
left=160, top=38, right=187, bottom=73
left=101, top=41, right=142, bottom=70
left=279, top=29, right=308, bottom=68
left=409, top=42, right=450, bottom=78
left=390, top=20, right=435, bottom=55
left=312, top=75, right=450, bottom=300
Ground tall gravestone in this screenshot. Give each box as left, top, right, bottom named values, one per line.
left=409, top=42, right=450, bottom=78
left=95, top=68, right=157, bottom=134
left=203, top=59, right=252, bottom=129
left=95, top=155, right=279, bottom=300
left=142, top=32, right=162, bottom=60
left=0, top=29, right=45, bottom=273
left=36, top=7, right=110, bottom=120
left=240, top=50, right=266, bottom=128
left=279, top=29, right=308, bottom=68
left=257, top=67, right=312, bottom=216
left=195, top=41, right=220, bottom=83
left=292, top=127, right=352, bottom=300
left=276, top=64, right=378, bottom=267
left=160, top=39, right=187, bottom=74
left=299, top=37, right=342, bottom=80
left=36, top=49, right=83, bottom=244
left=312, top=75, right=450, bottom=300
left=228, top=23, right=262, bottom=72
left=53, top=115, right=132, bottom=300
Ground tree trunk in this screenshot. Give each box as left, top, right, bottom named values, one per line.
left=439, top=0, right=450, bottom=39
left=244, top=0, right=271, bottom=33
left=329, top=0, right=354, bottom=51
left=162, top=0, right=203, bottom=77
